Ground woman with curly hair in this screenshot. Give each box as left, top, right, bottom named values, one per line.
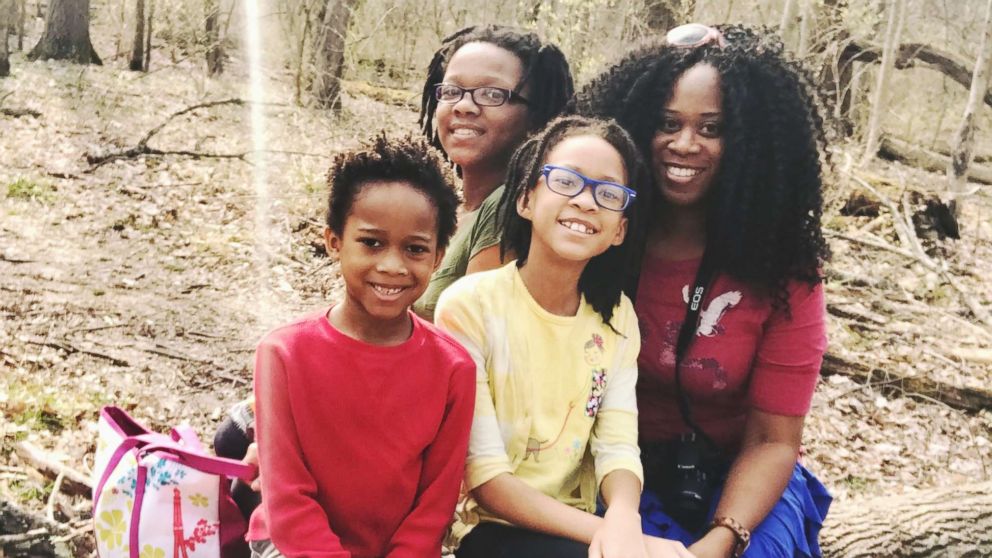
left=573, top=24, right=832, bottom=558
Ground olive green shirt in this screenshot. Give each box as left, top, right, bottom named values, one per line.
left=414, top=186, right=505, bottom=322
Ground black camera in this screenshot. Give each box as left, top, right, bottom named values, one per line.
left=667, top=432, right=716, bottom=531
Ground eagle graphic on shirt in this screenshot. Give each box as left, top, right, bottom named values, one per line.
left=681, top=286, right=742, bottom=336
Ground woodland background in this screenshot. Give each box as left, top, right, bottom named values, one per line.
left=2, top=0, right=992, bottom=556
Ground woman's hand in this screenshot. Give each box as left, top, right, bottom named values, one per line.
left=642, top=534, right=696, bottom=558
left=588, top=505, right=647, bottom=558
left=686, top=528, right=735, bottom=558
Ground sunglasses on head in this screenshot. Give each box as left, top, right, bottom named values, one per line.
left=665, top=23, right=726, bottom=49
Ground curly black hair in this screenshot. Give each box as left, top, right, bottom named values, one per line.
left=419, top=24, right=574, bottom=158
left=572, top=24, right=830, bottom=308
left=499, top=115, right=648, bottom=328
left=326, top=133, right=460, bottom=250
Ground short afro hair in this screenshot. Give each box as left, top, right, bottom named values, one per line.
left=326, top=134, right=460, bottom=250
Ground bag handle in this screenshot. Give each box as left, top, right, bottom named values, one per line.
left=138, top=443, right=257, bottom=482
left=170, top=424, right=206, bottom=453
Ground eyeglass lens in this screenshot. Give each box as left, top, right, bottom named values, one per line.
left=435, top=84, right=509, bottom=106
left=545, top=167, right=630, bottom=211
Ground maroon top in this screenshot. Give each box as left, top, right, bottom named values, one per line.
left=635, top=256, right=826, bottom=453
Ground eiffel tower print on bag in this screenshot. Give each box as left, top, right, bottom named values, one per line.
left=92, top=406, right=257, bottom=558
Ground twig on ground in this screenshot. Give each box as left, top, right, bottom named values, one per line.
left=0, top=107, right=42, bottom=118
left=0, top=528, right=50, bottom=544
left=45, top=471, right=65, bottom=523
left=85, top=98, right=250, bottom=168
left=22, top=335, right=130, bottom=367
left=13, top=442, right=93, bottom=497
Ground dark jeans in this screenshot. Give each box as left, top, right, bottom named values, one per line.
left=455, top=523, right=587, bottom=558
left=215, top=415, right=261, bottom=519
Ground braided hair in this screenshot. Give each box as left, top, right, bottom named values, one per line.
left=573, top=24, right=829, bottom=309
left=419, top=24, right=575, bottom=158
left=499, top=115, right=648, bottom=329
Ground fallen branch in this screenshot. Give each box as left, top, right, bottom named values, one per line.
left=839, top=174, right=992, bottom=331
left=0, top=527, right=49, bottom=545
left=821, top=352, right=992, bottom=412
left=0, top=500, right=72, bottom=536
left=22, top=335, right=131, bottom=367
left=86, top=98, right=249, bottom=168
left=0, top=107, right=41, bottom=118
left=14, top=442, right=92, bottom=497
left=841, top=39, right=992, bottom=109
left=879, top=137, right=992, bottom=185
left=45, top=471, right=65, bottom=523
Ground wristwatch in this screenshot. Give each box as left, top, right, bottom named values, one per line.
left=708, top=516, right=751, bottom=558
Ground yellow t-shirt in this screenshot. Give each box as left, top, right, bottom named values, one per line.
left=435, top=262, right=643, bottom=545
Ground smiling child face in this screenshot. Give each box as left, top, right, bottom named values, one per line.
left=516, top=134, right=629, bottom=268
left=325, top=181, right=444, bottom=334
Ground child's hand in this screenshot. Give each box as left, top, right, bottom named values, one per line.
left=643, top=534, right=696, bottom=558
left=244, top=442, right=262, bottom=491
left=589, top=506, right=649, bottom=558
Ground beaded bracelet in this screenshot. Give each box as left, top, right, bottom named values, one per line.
left=708, top=516, right=751, bottom=558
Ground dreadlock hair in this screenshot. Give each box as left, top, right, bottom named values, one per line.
left=419, top=24, right=574, bottom=158
left=499, top=115, right=648, bottom=329
left=572, top=24, right=830, bottom=311
left=326, top=133, right=460, bottom=250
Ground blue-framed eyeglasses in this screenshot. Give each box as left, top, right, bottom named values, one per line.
left=540, top=165, right=636, bottom=212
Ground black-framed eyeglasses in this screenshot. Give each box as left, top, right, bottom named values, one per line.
left=434, top=83, right=530, bottom=107
left=541, top=165, right=636, bottom=212
left=665, top=23, right=726, bottom=49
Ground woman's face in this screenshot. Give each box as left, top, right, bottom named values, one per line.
left=650, top=63, right=723, bottom=210
left=436, top=42, right=532, bottom=173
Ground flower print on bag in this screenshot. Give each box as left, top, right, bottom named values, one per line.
left=97, top=509, right=127, bottom=549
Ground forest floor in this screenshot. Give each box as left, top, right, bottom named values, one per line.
left=2, top=32, right=992, bottom=558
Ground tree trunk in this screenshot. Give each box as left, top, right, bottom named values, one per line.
left=779, top=0, right=799, bottom=49
left=820, top=481, right=992, bottom=557
left=644, top=0, right=677, bottom=33
left=947, top=0, right=992, bottom=216
left=27, top=0, right=101, bottom=64
left=312, top=0, right=357, bottom=111
left=0, top=0, right=11, bottom=77
left=144, top=0, right=152, bottom=70
left=796, top=0, right=811, bottom=57
left=16, top=0, right=23, bottom=50
left=129, top=0, right=144, bottom=71
left=205, top=0, right=222, bottom=76
left=861, top=0, right=906, bottom=165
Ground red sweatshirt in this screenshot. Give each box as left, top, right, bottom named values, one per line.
left=248, top=309, right=476, bottom=558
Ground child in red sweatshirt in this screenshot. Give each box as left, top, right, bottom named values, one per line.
left=247, top=135, right=475, bottom=558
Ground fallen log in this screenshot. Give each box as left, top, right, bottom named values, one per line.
left=821, top=352, right=992, bottom=412
left=879, top=137, right=992, bottom=185
left=13, top=442, right=91, bottom=497
left=820, top=481, right=992, bottom=557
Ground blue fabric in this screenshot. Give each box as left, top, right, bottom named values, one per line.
left=639, top=463, right=831, bottom=558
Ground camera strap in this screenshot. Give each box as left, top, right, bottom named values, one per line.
left=673, top=249, right=719, bottom=450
